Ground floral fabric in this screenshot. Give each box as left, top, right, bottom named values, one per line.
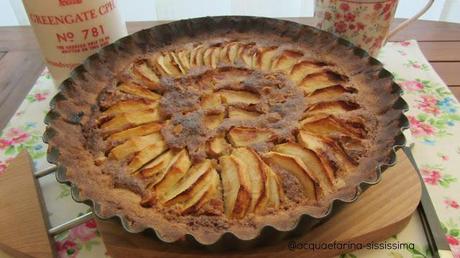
left=0, top=40, right=459, bottom=257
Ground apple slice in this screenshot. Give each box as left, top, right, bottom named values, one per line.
left=131, top=61, right=161, bottom=89
left=299, top=71, right=344, bottom=94
left=256, top=165, right=283, bottom=213
left=271, top=50, right=303, bottom=73
left=189, top=169, right=224, bottom=215
left=264, top=151, right=317, bottom=200
left=161, top=159, right=212, bottom=203
left=154, top=149, right=192, bottom=195
left=176, top=50, right=191, bottom=71
left=118, top=82, right=161, bottom=101
left=289, top=61, right=325, bottom=84
left=254, top=46, right=278, bottom=71
left=138, top=150, right=176, bottom=180
left=109, top=132, right=163, bottom=160
left=301, top=115, right=364, bottom=138
left=204, top=113, right=224, bottom=130
left=274, top=142, right=333, bottom=194
left=308, top=85, right=350, bottom=98
left=169, top=51, right=188, bottom=74
left=207, top=135, right=231, bottom=157
left=228, top=127, right=275, bottom=147
left=100, top=100, right=158, bottom=119
left=227, top=42, right=241, bottom=64
left=201, top=93, right=222, bottom=110
left=305, top=101, right=359, bottom=116
left=155, top=53, right=182, bottom=76
left=219, top=90, right=260, bottom=105
left=101, top=108, right=161, bottom=134
left=232, top=148, right=266, bottom=213
left=219, top=155, right=252, bottom=218
left=107, top=122, right=162, bottom=142
left=127, top=138, right=167, bottom=173
left=228, top=106, right=260, bottom=120
left=239, top=43, right=256, bottom=68
left=190, top=45, right=206, bottom=67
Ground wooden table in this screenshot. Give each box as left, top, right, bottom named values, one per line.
left=1, top=18, right=460, bottom=130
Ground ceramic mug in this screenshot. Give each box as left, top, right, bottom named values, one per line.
left=314, top=0, right=434, bottom=56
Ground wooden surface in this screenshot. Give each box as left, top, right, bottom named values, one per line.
left=0, top=151, right=54, bottom=258
left=1, top=18, right=460, bottom=130
left=96, top=150, right=421, bottom=258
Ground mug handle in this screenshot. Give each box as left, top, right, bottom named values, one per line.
left=387, top=0, right=434, bottom=40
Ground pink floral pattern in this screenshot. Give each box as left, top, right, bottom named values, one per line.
left=314, top=0, right=398, bottom=55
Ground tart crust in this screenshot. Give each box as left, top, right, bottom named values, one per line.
left=45, top=16, right=407, bottom=245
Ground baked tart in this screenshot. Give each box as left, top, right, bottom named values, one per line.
left=44, top=16, right=408, bottom=245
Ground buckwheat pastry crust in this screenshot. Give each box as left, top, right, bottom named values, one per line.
left=44, top=16, right=407, bottom=245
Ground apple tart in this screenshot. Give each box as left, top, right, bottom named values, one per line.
left=45, top=16, right=407, bottom=245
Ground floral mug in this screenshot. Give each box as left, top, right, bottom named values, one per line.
left=314, top=0, right=434, bottom=56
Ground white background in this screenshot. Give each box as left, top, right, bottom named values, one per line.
left=1, top=0, right=459, bottom=26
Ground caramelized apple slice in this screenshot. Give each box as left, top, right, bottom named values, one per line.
left=108, top=122, right=162, bottom=142
left=101, top=109, right=161, bottom=134
left=155, top=53, right=182, bottom=76
left=176, top=50, right=191, bottom=71
left=169, top=52, right=188, bottom=74
left=207, top=135, right=231, bottom=157
left=190, top=45, right=206, bottom=67
left=132, top=61, right=161, bottom=90
left=264, top=151, right=317, bottom=200
left=138, top=150, right=175, bottom=180
left=109, top=132, right=163, bottom=160
left=201, top=93, right=222, bottom=110
left=274, top=143, right=333, bottom=194
left=305, top=101, right=359, bottom=116
left=219, top=155, right=252, bottom=218
left=219, top=90, right=260, bottom=105
left=239, top=43, right=256, bottom=68
left=227, top=42, right=241, bottom=64
left=128, top=139, right=167, bottom=173
left=308, top=85, right=350, bottom=98
left=289, top=61, right=325, bottom=84
left=256, top=166, right=283, bottom=213
left=301, top=115, right=364, bottom=138
left=101, top=100, right=158, bottom=119
left=204, top=113, right=224, bottom=130
left=228, top=127, right=275, bottom=147
left=154, top=149, right=192, bottom=195
left=190, top=169, right=224, bottom=215
left=118, top=82, right=161, bottom=101
left=255, top=47, right=278, bottom=71
left=271, top=50, right=303, bottom=73
left=299, top=71, right=344, bottom=94
left=232, top=148, right=266, bottom=212
left=203, top=47, right=214, bottom=67
left=161, top=159, right=212, bottom=203
left=228, top=107, right=260, bottom=120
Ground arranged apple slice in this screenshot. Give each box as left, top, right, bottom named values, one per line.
left=264, top=151, right=317, bottom=200
left=190, top=169, right=224, bottom=215
left=100, top=108, right=161, bottom=134
left=274, top=142, right=333, bottom=194
left=154, top=149, right=192, bottom=196
left=219, top=89, right=260, bottom=105
left=176, top=50, right=191, bottom=71
left=138, top=150, right=176, bottom=182
left=228, top=106, right=260, bottom=120
left=118, top=82, right=161, bottom=101
left=256, top=165, right=283, bottom=213
left=206, top=135, right=231, bottom=157
left=203, top=113, right=225, bottom=130
left=254, top=46, right=278, bottom=71
left=301, top=115, right=365, bottom=138
left=219, top=155, right=252, bottom=218
left=228, top=127, right=275, bottom=147
left=107, top=122, right=163, bottom=142
left=232, top=148, right=266, bottom=213
left=131, top=61, right=161, bottom=90
left=271, top=50, right=303, bottom=73
left=238, top=43, right=256, bottom=68
left=299, top=71, right=345, bottom=94
left=127, top=138, right=167, bottom=173
left=307, top=85, right=351, bottom=98
left=190, top=45, right=206, bottom=67
left=169, top=51, right=188, bottom=74
left=305, top=101, right=359, bottom=116
left=289, top=61, right=325, bottom=84
left=109, top=132, right=163, bottom=160
left=226, top=42, right=241, bottom=64
left=161, top=159, right=212, bottom=203
left=101, top=100, right=158, bottom=120
left=201, top=93, right=222, bottom=110
left=154, top=53, right=182, bottom=77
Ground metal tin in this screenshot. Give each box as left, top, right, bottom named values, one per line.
left=43, top=16, right=409, bottom=250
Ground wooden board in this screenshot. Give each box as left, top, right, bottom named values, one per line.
left=0, top=151, right=54, bottom=258
left=97, top=150, right=421, bottom=258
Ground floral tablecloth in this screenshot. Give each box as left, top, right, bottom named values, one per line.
left=0, top=40, right=459, bottom=258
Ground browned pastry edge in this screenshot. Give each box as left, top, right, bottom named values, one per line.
left=44, top=16, right=407, bottom=245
